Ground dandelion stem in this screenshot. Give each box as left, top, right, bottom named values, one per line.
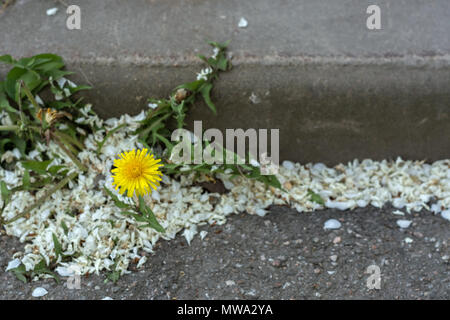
left=4, top=171, right=78, bottom=225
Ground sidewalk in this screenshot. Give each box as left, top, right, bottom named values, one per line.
left=1, top=205, right=449, bottom=299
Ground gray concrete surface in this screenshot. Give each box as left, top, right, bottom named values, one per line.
left=1, top=0, right=450, bottom=164
left=1, top=205, right=449, bottom=300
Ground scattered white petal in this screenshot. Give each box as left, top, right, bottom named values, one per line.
left=32, top=287, right=48, bottom=297
left=249, top=158, right=260, bottom=167
left=392, top=210, right=405, bottom=216
left=249, top=92, right=261, bottom=104
left=55, top=266, right=74, bottom=277
left=404, top=237, right=414, bottom=244
left=441, top=210, right=450, bottom=221
left=255, top=208, right=267, bottom=217
left=324, top=219, right=341, bottom=230
left=238, top=17, right=248, bottom=28
left=102, top=297, right=113, bottom=300
left=6, top=259, right=21, bottom=271
left=46, top=8, right=58, bottom=16
left=430, top=203, right=442, bottom=214
left=35, top=95, right=44, bottom=105
left=396, top=220, right=412, bottom=228
left=282, top=161, right=295, bottom=170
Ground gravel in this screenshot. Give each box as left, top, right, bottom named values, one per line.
left=1, top=204, right=449, bottom=300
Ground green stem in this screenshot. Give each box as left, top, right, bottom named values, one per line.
left=4, top=171, right=78, bottom=225
left=0, top=125, right=19, bottom=131
left=52, top=133, right=87, bottom=172
left=54, top=130, right=84, bottom=151
left=20, top=80, right=40, bottom=110
left=0, top=125, right=40, bottom=132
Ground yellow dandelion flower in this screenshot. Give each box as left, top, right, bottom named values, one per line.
left=111, top=148, right=163, bottom=198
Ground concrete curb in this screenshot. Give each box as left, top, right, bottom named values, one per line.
left=1, top=0, right=449, bottom=164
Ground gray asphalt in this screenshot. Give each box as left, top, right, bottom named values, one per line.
left=1, top=205, right=449, bottom=300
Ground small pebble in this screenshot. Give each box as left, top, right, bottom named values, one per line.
left=330, top=255, right=338, bottom=262
left=272, top=260, right=281, bottom=267
left=333, top=236, right=341, bottom=244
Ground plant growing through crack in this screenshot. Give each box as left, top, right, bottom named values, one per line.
left=0, top=41, right=283, bottom=283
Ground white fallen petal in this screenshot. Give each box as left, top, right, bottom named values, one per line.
left=46, top=8, right=58, bottom=16
left=282, top=160, right=295, bottom=171
left=5, top=259, right=21, bottom=271
left=324, top=219, right=341, bottom=230
left=238, top=17, right=248, bottom=28
left=404, top=237, right=414, bottom=244
left=396, top=220, right=412, bottom=228
left=441, top=210, right=450, bottom=221
left=32, top=287, right=48, bottom=297
left=55, top=266, right=74, bottom=277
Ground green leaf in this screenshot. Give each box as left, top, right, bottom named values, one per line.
left=138, top=196, right=165, bottom=233
left=52, top=233, right=63, bottom=259
left=217, top=56, right=229, bottom=71
left=121, top=211, right=147, bottom=223
left=200, top=83, right=216, bottom=114
left=22, top=170, right=30, bottom=190
left=61, top=220, right=69, bottom=235
left=47, top=165, right=67, bottom=176
left=10, top=135, right=26, bottom=156
left=307, top=189, right=325, bottom=205
left=0, top=181, right=11, bottom=206
left=0, top=83, right=17, bottom=114
left=68, top=85, right=91, bottom=94
left=10, top=264, right=28, bottom=283
left=5, top=67, right=41, bottom=101
left=13, top=271, right=28, bottom=283
left=21, top=160, right=52, bottom=175
left=175, top=79, right=205, bottom=92
left=0, top=55, right=16, bottom=65
left=207, top=40, right=230, bottom=49
left=106, top=269, right=121, bottom=283
left=33, top=259, right=60, bottom=284
left=104, top=187, right=130, bottom=209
